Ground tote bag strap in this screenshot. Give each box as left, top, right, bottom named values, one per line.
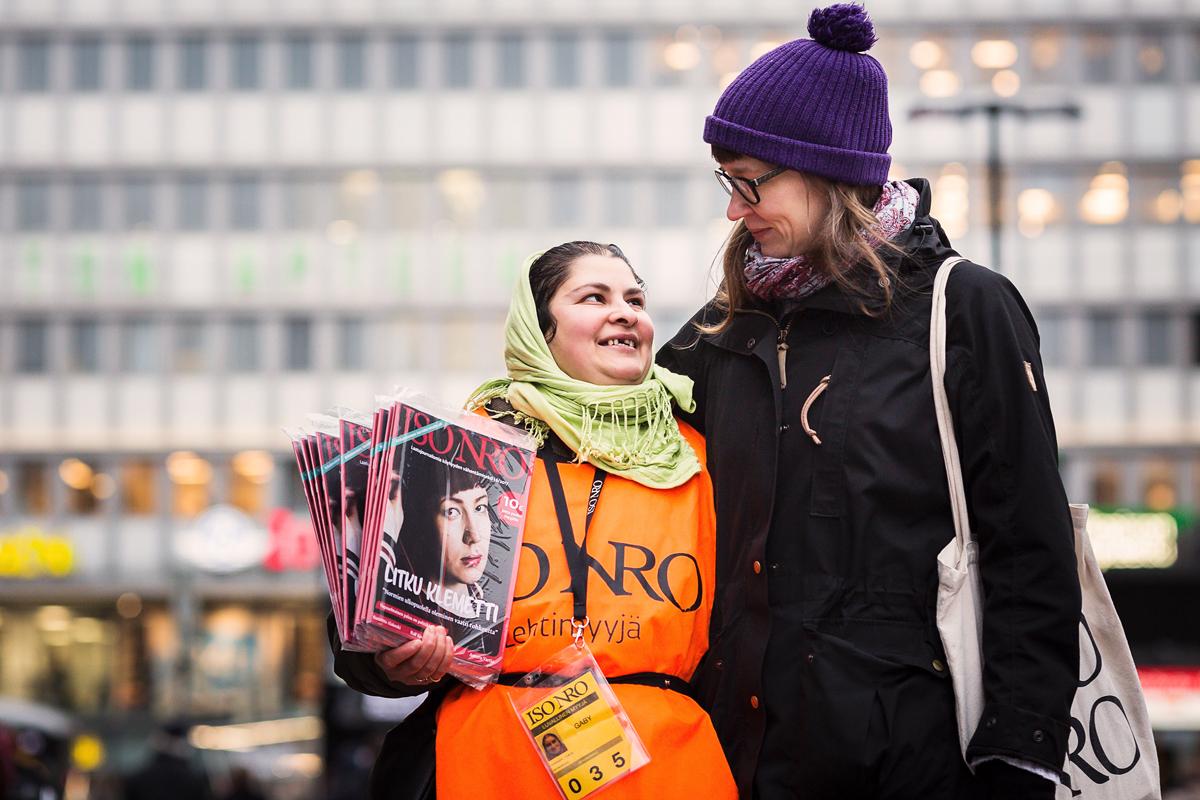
left=930, top=257, right=972, bottom=554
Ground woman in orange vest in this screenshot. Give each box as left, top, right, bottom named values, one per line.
left=329, top=241, right=736, bottom=800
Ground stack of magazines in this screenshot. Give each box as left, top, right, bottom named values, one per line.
left=289, top=393, right=537, bottom=688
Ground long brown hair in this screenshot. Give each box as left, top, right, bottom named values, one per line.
left=699, top=148, right=903, bottom=335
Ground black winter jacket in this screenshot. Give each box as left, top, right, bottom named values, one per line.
left=656, top=179, right=1080, bottom=799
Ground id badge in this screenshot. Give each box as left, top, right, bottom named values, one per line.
left=508, top=642, right=649, bottom=799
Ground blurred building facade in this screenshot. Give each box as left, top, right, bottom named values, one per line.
left=1, top=0, right=1199, bottom=793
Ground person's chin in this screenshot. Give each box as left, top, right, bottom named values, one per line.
left=605, top=365, right=650, bottom=385
left=596, top=355, right=649, bottom=384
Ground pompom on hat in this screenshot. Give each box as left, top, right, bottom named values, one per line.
left=703, top=3, right=892, bottom=187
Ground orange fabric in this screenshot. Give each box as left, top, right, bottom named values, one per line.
left=436, top=421, right=735, bottom=799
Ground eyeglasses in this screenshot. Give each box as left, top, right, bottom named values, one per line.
left=714, top=166, right=787, bottom=205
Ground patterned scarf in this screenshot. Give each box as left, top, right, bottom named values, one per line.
left=743, top=180, right=920, bottom=302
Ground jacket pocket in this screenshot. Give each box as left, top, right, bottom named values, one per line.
left=808, top=346, right=865, bottom=518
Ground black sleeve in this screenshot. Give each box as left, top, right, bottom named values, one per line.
left=943, top=265, right=1081, bottom=778
left=655, top=310, right=711, bottom=434
left=325, top=613, right=431, bottom=698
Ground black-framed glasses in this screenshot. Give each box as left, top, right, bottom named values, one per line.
left=714, top=165, right=787, bottom=205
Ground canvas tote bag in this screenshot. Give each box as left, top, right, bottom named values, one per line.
left=930, top=257, right=1160, bottom=799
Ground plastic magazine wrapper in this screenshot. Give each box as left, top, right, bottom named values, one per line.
left=506, top=642, right=650, bottom=799
left=352, top=390, right=537, bottom=688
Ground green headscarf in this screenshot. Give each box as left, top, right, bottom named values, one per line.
left=467, top=251, right=700, bottom=489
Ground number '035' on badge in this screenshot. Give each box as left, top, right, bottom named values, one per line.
left=517, top=668, right=634, bottom=798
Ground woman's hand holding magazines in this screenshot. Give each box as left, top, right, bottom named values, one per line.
left=374, top=625, right=455, bottom=686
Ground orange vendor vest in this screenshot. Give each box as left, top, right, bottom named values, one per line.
left=436, top=420, right=736, bottom=799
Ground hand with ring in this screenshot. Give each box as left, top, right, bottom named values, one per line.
left=374, top=625, right=455, bottom=687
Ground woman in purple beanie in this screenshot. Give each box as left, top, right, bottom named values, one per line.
left=657, top=5, right=1081, bottom=799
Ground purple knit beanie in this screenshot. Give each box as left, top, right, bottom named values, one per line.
left=704, top=3, right=891, bottom=186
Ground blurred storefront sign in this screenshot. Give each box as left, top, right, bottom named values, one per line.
left=175, top=505, right=270, bottom=574
left=1139, top=667, right=1200, bottom=731
left=262, top=508, right=321, bottom=572
left=0, top=527, right=75, bottom=579
left=1088, top=510, right=1179, bottom=570
left=173, top=505, right=319, bottom=575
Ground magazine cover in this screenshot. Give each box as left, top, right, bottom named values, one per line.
left=292, top=434, right=342, bottom=626
left=353, top=405, right=393, bottom=638
left=361, top=398, right=536, bottom=684
left=338, top=416, right=373, bottom=650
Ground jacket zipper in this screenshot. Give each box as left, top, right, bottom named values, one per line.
left=738, top=308, right=793, bottom=391
left=777, top=320, right=793, bottom=390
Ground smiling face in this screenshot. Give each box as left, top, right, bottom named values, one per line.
left=436, top=485, right=492, bottom=587
left=720, top=154, right=830, bottom=259
left=546, top=254, right=654, bottom=386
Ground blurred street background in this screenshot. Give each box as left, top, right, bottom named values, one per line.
left=1, top=0, right=1199, bottom=797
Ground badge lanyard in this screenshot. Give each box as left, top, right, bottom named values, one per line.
left=541, top=453, right=607, bottom=648
left=509, top=455, right=652, bottom=800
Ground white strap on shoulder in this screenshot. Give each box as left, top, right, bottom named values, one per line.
left=930, top=257, right=972, bottom=552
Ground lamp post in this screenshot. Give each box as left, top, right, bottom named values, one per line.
left=909, top=102, right=1080, bottom=271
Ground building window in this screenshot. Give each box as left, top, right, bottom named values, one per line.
left=1193, top=30, right=1200, bottom=82
left=654, top=175, right=688, bottom=226
left=1028, top=27, right=1066, bottom=84
left=1141, top=312, right=1172, bottom=366
left=497, top=34, right=526, bottom=89
left=167, top=451, right=211, bottom=517
left=16, top=319, right=50, bottom=374
left=1087, top=312, right=1120, bottom=367
left=603, top=32, right=634, bottom=87
left=338, top=34, right=367, bottom=89
left=551, top=34, right=581, bottom=88
left=120, top=318, right=160, bottom=373
left=549, top=175, right=582, bottom=227
left=18, top=35, right=52, bottom=92
left=1037, top=311, right=1066, bottom=367
left=337, top=319, right=365, bottom=370
left=120, top=459, right=157, bottom=515
left=284, top=34, right=314, bottom=89
left=1189, top=312, right=1200, bottom=366
left=69, top=177, right=104, bottom=231
left=16, top=461, right=50, bottom=515
left=1091, top=460, right=1121, bottom=507
left=279, top=456, right=307, bottom=512
left=228, top=318, right=260, bottom=372
left=174, top=319, right=208, bottom=373
left=126, top=36, right=155, bottom=91
left=443, top=35, right=472, bottom=88
left=230, top=35, right=261, bottom=90
left=229, top=451, right=273, bottom=514
left=69, top=318, right=102, bottom=373
left=230, top=176, right=261, bottom=230
left=178, top=175, right=209, bottom=230
left=491, top=179, right=528, bottom=228
left=389, top=36, right=419, bottom=88
left=59, top=457, right=102, bottom=515
left=1143, top=460, right=1177, bottom=511
left=122, top=177, right=155, bottom=230
left=17, top=177, right=51, bottom=231
left=1082, top=31, right=1116, bottom=83
left=281, top=176, right=320, bottom=230
left=180, top=35, right=209, bottom=91
left=602, top=175, right=635, bottom=227
left=283, top=317, right=313, bottom=371
left=1136, top=30, right=1169, bottom=84
left=72, top=36, right=104, bottom=91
